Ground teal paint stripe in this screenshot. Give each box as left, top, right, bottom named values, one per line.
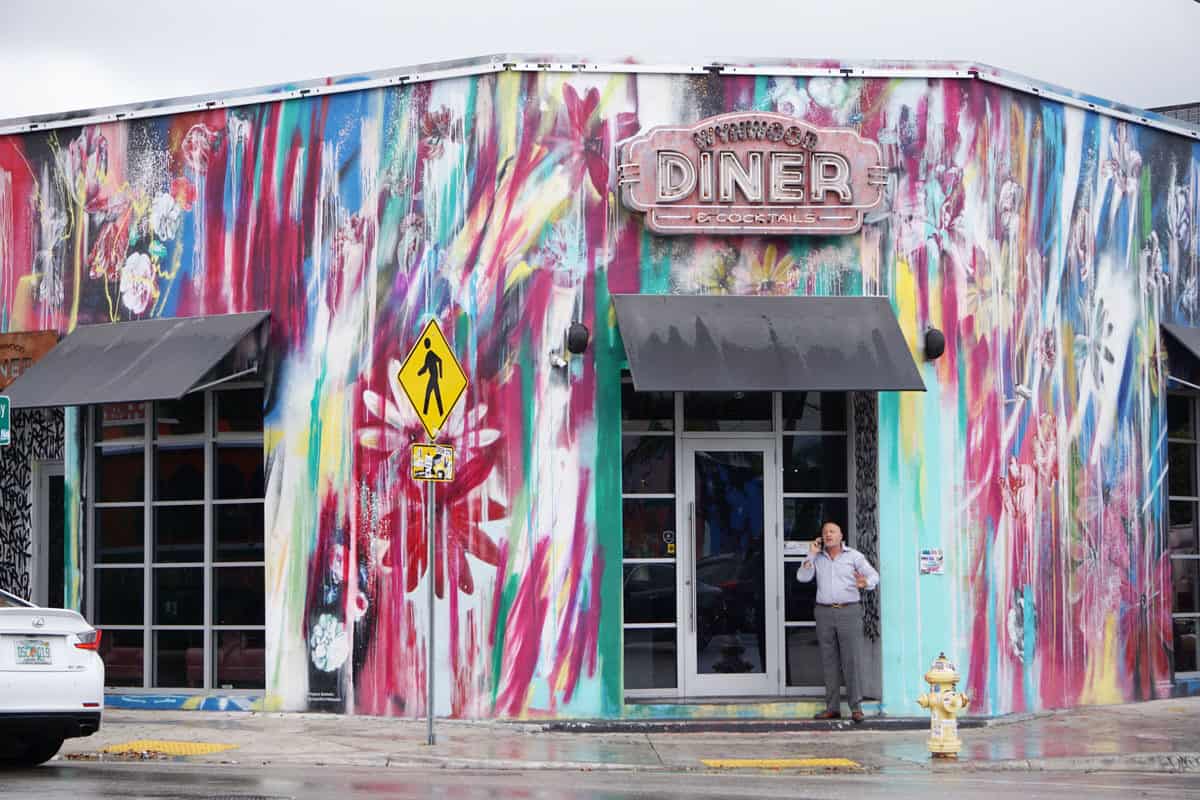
left=593, top=267, right=624, bottom=714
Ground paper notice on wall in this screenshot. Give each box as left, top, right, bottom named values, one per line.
left=919, top=548, right=945, bottom=574
left=783, top=540, right=807, bottom=556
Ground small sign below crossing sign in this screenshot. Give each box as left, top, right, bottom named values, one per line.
left=396, top=319, right=468, bottom=440
left=411, top=443, right=455, bottom=482
left=0, top=396, right=9, bottom=447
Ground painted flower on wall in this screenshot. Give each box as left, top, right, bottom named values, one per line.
left=745, top=244, right=797, bottom=295
left=88, top=204, right=134, bottom=280
left=150, top=192, right=182, bottom=242
left=182, top=124, right=221, bottom=174
left=66, top=128, right=112, bottom=212
left=358, top=357, right=502, bottom=597
left=1167, top=183, right=1191, bottom=246
left=1069, top=205, right=1095, bottom=286
left=1075, top=295, right=1116, bottom=391
left=419, top=106, right=457, bottom=160
left=118, top=252, right=158, bottom=315
left=1101, top=123, right=1143, bottom=206
left=309, top=612, right=350, bottom=672
left=998, top=178, right=1025, bottom=237
left=806, top=77, right=863, bottom=124
left=557, top=84, right=638, bottom=197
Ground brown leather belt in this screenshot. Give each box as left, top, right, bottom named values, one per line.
left=816, top=602, right=860, bottom=608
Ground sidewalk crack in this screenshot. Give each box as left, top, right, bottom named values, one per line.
left=646, top=734, right=665, bottom=766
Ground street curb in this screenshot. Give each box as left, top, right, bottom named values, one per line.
left=940, top=751, right=1200, bottom=774
left=542, top=717, right=985, bottom=734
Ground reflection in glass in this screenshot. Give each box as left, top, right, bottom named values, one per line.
left=623, top=628, right=677, bottom=690
left=214, top=567, right=265, bottom=625
left=684, top=392, right=772, bottom=432
left=96, top=446, right=145, bottom=502
left=154, top=567, right=203, bottom=625
left=785, top=627, right=825, bottom=687
left=1168, top=395, right=1193, bottom=439
left=154, top=505, right=204, bottom=563
left=156, top=629, right=203, bottom=688
left=215, top=504, right=265, bottom=562
left=155, top=394, right=205, bottom=437
left=95, top=568, right=144, bottom=625
left=1169, top=502, right=1198, bottom=556
left=623, top=563, right=676, bottom=624
left=48, top=476, right=65, bottom=609
left=783, top=498, right=848, bottom=542
left=95, top=507, right=144, bottom=564
left=622, top=436, right=674, bottom=494
left=1169, top=442, right=1196, bottom=497
left=1174, top=618, right=1198, bottom=673
left=156, top=445, right=204, bottom=501
left=622, top=499, right=676, bottom=559
left=217, top=445, right=265, bottom=499
left=783, top=436, right=848, bottom=493
left=620, top=383, right=674, bottom=432
left=95, top=403, right=147, bottom=441
left=216, top=388, right=264, bottom=433
left=785, top=571, right=818, bottom=622
left=782, top=392, right=847, bottom=432
left=215, top=630, right=266, bottom=689
left=1173, top=560, right=1198, bottom=614
left=693, top=450, right=765, bottom=675
left=98, top=629, right=144, bottom=687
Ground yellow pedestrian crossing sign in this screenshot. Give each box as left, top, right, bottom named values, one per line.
left=397, top=319, right=468, bottom=440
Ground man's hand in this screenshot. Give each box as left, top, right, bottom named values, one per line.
left=809, top=538, right=822, bottom=556
left=854, top=570, right=868, bottom=589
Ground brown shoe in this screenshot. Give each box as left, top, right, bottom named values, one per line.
left=813, top=710, right=841, bottom=720
left=851, top=711, right=865, bottom=723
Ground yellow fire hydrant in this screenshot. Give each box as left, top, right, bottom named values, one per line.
left=916, top=652, right=970, bottom=758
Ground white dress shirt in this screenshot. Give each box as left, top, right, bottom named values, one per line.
left=795, top=545, right=879, bottom=605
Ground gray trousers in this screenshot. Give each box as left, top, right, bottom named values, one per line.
left=814, top=604, right=864, bottom=713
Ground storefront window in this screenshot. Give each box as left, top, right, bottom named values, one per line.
left=1167, top=394, right=1200, bottom=676
left=781, top=391, right=848, bottom=688
left=90, top=387, right=266, bottom=690
left=621, top=378, right=678, bottom=691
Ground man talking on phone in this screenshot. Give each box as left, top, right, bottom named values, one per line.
left=796, top=520, right=879, bottom=723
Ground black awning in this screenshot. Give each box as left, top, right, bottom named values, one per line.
left=612, top=295, right=924, bottom=392
left=1163, top=323, right=1200, bottom=389
left=3, top=311, right=270, bottom=409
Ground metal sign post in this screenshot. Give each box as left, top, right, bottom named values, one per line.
left=396, top=319, right=468, bottom=748
left=426, top=477, right=436, bottom=746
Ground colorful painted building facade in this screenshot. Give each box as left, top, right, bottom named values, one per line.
left=0, top=56, right=1198, bottom=719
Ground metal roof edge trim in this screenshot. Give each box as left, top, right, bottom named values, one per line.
left=0, top=54, right=1195, bottom=141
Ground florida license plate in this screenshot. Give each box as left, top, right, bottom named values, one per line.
left=16, top=639, right=51, bottom=665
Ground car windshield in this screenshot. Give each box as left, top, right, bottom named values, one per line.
left=0, top=590, right=34, bottom=608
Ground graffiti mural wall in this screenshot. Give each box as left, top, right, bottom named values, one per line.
left=0, top=408, right=63, bottom=598
left=0, top=63, right=1196, bottom=716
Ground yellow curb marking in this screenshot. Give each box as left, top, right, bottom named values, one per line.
left=702, top=757, right=860, bottom=769
left=102, top=740, right=239, bottom=757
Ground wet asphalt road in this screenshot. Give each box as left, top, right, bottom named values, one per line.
left=2, top=763, right=1199, bottom=799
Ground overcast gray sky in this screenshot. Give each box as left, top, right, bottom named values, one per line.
left=1, top=0, right=1197, bottom=122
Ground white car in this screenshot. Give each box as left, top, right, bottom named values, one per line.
left=0, top=588, right=103, bottom=767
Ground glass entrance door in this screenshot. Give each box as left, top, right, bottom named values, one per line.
left=681, top=440, right=780, bottom=696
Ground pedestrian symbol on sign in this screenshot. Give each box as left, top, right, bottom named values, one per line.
left=396, top=319, right=468, bottom=440
left=417, top=338, right=444, bottom=416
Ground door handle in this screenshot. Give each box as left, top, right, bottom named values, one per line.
left=687, top=501, right=696, bottom=634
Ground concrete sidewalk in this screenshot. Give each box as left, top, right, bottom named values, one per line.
left=56, top=697, right=1200, bottom=774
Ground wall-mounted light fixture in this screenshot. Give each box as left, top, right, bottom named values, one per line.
left=551, top=322, right=591, bottom=368
left=924, top=327, right=946, bottom=361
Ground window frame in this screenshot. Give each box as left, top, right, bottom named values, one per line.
left=86, top=383, right=266, bottom=692
left=1167, top=391, right=1200, bottom=679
